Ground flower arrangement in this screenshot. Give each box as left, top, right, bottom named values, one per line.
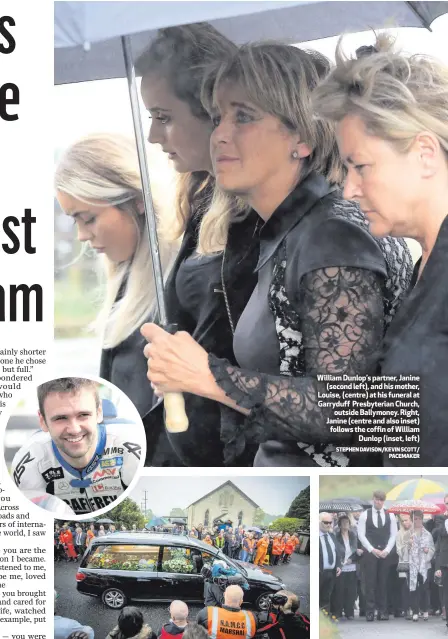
left=162, top=549, right=194, bottom=574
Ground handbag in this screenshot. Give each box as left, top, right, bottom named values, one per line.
left=397, top=561, right=409, bottom=573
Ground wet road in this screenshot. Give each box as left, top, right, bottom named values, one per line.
left=54, top=551, right=309, bottom=636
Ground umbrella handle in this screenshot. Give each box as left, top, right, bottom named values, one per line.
left=164, top=392, right=189, bottom=433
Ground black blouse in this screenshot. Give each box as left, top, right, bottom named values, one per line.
left=381, top=215, right=448, bottom=467
left=209, top=172, right=413, bottom=467
left=145, top=204, right=260, bottom=467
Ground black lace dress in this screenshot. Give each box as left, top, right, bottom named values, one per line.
left=209, top=172, right=413, bottom=467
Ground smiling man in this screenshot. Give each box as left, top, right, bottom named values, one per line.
left=11, top=377, right=143, bottom=514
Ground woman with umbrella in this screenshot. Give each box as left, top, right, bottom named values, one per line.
left=56, top=23, right=259, bottom=468
left=136, top=24, right=260, bottom=467
left=142, top=42, right=412, bottom=467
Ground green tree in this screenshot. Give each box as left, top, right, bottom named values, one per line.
left=253, top=508, right=266, bottom=526
left=101, top=498, right=145, bottom=530
left=286, top=486, right=310, bottom=519
left=269, top=517, right=304, bottom=534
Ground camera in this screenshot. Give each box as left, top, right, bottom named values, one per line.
left=266, top=593, right=289, bottom=608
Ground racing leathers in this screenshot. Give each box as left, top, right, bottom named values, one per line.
left=11, top=423, right=142, bottom=514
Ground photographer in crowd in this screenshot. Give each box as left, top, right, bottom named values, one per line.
left=259, top=591, right=309, bottom=639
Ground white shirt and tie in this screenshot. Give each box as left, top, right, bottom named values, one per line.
left=357, top=507, right=397, bottom=553
left=320, top=530, right=336, bottom=570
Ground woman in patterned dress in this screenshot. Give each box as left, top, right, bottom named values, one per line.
left=141, top=43, right=413, bottom=467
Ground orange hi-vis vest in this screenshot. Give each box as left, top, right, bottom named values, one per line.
left=272, top=539, right=283, bottom=555
left=284, top=539, right=295, bottom=554
left=207, top=606, right=256, bottom=639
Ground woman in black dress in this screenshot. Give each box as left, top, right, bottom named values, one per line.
left=142, top=43, right=413, bottom=467
left=55, top=133, right=176, bottom=464
left=135, top=25, right=260, bottom=467
left=314, top=35, right=448, bottom=466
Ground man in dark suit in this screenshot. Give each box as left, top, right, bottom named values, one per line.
left=357, top=490, right=397, bottom=621
left=319, top=512, right=342, bottom=615
left=435, top=494, right=448, bottom=629
left=74, top=526, right=87, bottom=559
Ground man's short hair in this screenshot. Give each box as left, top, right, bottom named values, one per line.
left=373, top=490, right=386, bottom=501
left=38, top=377, right=100, bottom=419
left=182, top=625, right=208, bottom=639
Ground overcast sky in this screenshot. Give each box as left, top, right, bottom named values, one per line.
left=129, top=476, right=310, bottom=516
left=54, top=14, right=448, bottom=149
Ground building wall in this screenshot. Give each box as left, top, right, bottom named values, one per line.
left=188, top=485, right=257, bottom=529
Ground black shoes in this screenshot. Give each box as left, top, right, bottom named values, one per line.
left=366, top=612, right=375, bottom=622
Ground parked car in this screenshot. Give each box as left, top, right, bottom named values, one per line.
left=76, top=532, right=286, bottom=610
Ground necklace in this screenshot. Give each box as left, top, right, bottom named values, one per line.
left=221, top=218, right=260, bottom=336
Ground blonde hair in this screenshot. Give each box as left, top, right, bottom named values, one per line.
left=202, top=42, right=345, bottom=186
left=135, top=24, right=250, bottom=255
left=54, top=133, right=176, bottom=348
left=313, top=33, right=448, bottom=156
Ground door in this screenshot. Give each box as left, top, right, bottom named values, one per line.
left=158, top=545, right=205, bottom=602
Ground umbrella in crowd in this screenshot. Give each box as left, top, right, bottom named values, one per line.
left=420, top=492, right=447, bottom=512
left=386, top=478, right=445, bottom=500
left=95, top=518, right=115, bottom=524
left=247, top=526, right=263, bottom=534
left=387, top=499, right=443, bottom=514
left=319, top=498, right=366, bottom=513
left=146, top=516, right=166, bottom=528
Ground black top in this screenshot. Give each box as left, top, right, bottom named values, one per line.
left=99, top=284, right=178, bottom=466
left=435, top=521, right=448, bottom=570
left=381, top=215, right=448, bottom=467
left=209, top=172, right=413, bottom=467
left=176, top=251, right=222, bottom=325
left=145, top=199, right=260, bottom=468
left=365, top=508, right=393, bottom=550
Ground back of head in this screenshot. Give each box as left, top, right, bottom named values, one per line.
left=313, top=33, right=448, bottom=157
left=224, top=584, right=244, bottom=608
left=202, top=41, right=344, bottom=185
left=170, top=599, right=188, bottom=625
left=182, top=624, right=208, bottom=639
left=118, top=606, right=144, bottom=638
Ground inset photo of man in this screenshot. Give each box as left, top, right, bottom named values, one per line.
left=5, top=376, right=145, bottom=516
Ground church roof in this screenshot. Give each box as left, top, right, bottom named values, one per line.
left=188, top=480, right=259, bottom=509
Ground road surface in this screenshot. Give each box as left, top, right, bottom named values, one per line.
left=55, top=551, right=309, bottom=636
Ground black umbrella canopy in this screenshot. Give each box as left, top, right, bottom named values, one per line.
left=54, top=1, right=448, bottom=84
left=319, top=499, right=366, bottom=513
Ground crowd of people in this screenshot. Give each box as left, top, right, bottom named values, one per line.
left=319, top=490, right=448, bottom=628
left=55, top=15, right=448, bottom=468
left=184, top=525, right=300, bottom=566
left=54, top=521, right=302, bottom=567
left=56, top=585, right=309, bottom=639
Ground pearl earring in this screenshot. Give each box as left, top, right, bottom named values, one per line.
left=292, top=150, right=299, bottom=159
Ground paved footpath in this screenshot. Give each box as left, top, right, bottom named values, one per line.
left=337, top=614, right=448, bottom=637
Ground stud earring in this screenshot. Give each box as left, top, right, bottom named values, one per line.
left=292, top=150, right=299, bottom=159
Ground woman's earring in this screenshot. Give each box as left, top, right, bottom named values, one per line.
left=292, top=150, right=299, bottom=159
